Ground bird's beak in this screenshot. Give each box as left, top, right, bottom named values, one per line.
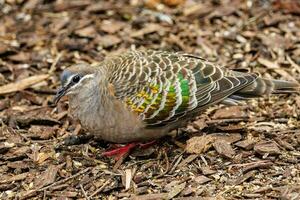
left=53, top=86, right=68, bottom=105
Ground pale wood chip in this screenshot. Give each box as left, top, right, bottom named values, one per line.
left=194, top=175, right=211, bottom=184
left=167, top=182, right=186, bottom=200
left=185, top=135, right=215, bottom=154
left=254, top=141, right=281, bottom=155
left=0, top=74, right=50, bottom=95
left=213, top=140, right=235, bottom=159
left=234, top=170, right=256, bottom=185
left=258, top=57, right=298, bottom=82
left=235, top=139, right=256, bottom=150
left=130, top=24, right=161, bottom=38
left=34, top=164, right=61, bottom=189
left=0, top=172, right=29, bottom=184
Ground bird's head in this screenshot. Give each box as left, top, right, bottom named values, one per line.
left=53, top=63, right=96, bottom=105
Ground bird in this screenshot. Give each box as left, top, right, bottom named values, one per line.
left=53, top=50, right=299, bottom=158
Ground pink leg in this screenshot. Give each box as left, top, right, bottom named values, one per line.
left=102, top=143, right=137, bottom=157
left=102, top=140, right=156, bottom=159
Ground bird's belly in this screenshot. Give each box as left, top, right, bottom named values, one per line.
left=91, top=126, right=168, bottom=143
left=69, top=95, right=169, bottom=143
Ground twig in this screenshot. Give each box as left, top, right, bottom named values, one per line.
left=48, top=52, right=63, bottom=74
left=169, top=153, right=184, bottom=174
left=113, top=151, right=129, bottom=171
left=37, top=167, right=92, bottom=192
left=155, top=149, right=170, bottom=178
left=258, top=57, right=298, bottom=82
left=88, top=179, right=111, bottom=198
left=80, top=184, right=90, bottom=200
left=287, top=55, right=300, bottom=75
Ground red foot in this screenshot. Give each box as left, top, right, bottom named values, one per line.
left=102, top=143, right=137, bottom=157
left=101, top=140, right=156, bottom=160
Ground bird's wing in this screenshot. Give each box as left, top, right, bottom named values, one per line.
left=108, top=50, right=257, bottom=127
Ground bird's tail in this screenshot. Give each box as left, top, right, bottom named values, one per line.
left=236, top=77, right=299, bottom=97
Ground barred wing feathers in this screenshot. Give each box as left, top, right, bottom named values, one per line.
left=107, top=50, right=258, bottom=127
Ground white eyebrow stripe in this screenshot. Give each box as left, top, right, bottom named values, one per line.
left=68, top=73, right=96, bottom=91
left=83, top=74, right=95, bottom=80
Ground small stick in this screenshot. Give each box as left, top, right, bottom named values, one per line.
left=80, top=184, right=90, bottom=200
left=49, top=52, right=63, bottom=74
left=37, top=167, right=91, bottom=192
left=155, top=149, right=170, bottom=178
left=88, top=179, right=111, bottom=198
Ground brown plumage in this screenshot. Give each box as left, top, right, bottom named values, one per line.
left=54, top=50, right=299, bottom=143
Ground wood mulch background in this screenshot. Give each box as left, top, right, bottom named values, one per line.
left=0, top=0, right=300, bottom=199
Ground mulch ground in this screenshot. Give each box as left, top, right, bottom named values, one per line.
left=0, top=0, right=300, bottom=199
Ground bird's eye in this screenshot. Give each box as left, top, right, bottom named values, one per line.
left=72, top=75, right=81, bottom=83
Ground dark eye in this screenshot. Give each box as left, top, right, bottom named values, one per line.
left=72, top=75, right=81, bottom=83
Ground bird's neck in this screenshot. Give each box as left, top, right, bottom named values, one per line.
left=68, top=77, right=144, bottom=142
left=68, top=78, right=114, bottom=129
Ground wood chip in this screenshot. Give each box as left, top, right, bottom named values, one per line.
left=8, top=52, right=31, bottom=62
left=167, top=182, right=186, bottom=199
left=274, top=137, right=295, bottom=150
left=0, top=172, right=29, bottom=184
left=183, top=3, right=213, bottom=17
left=75, top=26, right=97, bottom=38
left=254, top=141, right=281, bottom=155
left=242, top=161, right=273, bottom=173
left=194, top=175, right=211, bottom=184
left=125, top=169, right=132, bottom=190
left=212, top=133, right=242, bottom=144
left=130, top=24, right=161, bottom=38
left=201, top=166, right=216, bottom=175
left=233, top=170, right=256, bottom=185
left=46, top=191, right=78, bottom=197
left=34, top=165, right=61, bottom=189
left=258, top=57, right=298, bottom=82
left=131, top=193, right=168, bottom=200
left=100, top=20, right=125, bottom=34
left=28, top=125, right=57, bottom=139
left=235, top=139, right=256, bottom=150
left=213, top=140, right=235, bottom=159
left=97, top=35, right=122, bottom=48
left=0, top=74, right=50, bottom=95
left=177, top=154, right=198, bottom=168
left=0, top=42, right=10, bottom=54
left=192, top=118, right=207, bottom=130
left=185, top=135, right=215, bottom=154
left=212, top=106, right=248, bottom=119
